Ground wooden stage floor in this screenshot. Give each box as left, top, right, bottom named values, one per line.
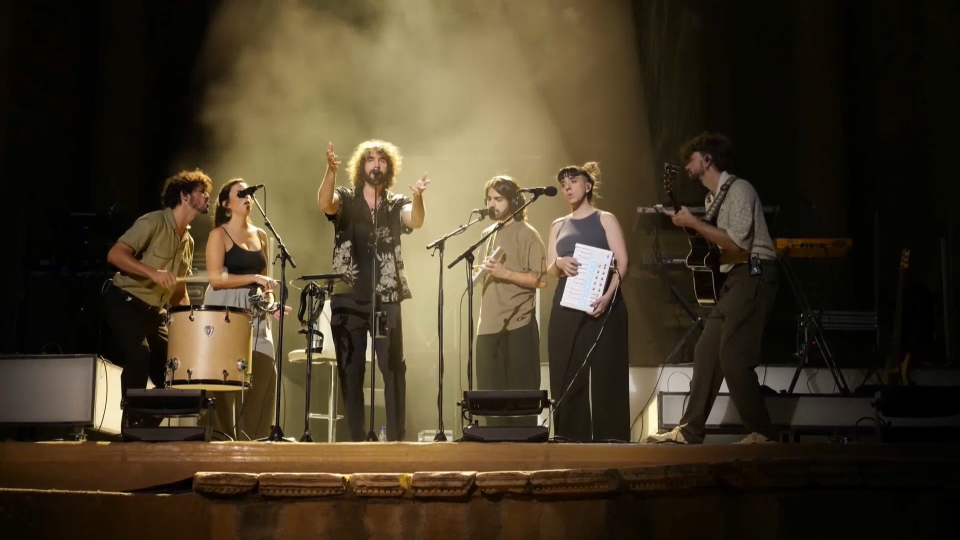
left=2, top=439, right=958, bottom=493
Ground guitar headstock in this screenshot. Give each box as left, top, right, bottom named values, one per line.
left=899, top=249, right=910, bottom=270
left=662, top=163, right=683, bottom=212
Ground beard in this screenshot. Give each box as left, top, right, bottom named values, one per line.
left=365, top=170, right=385, bottom=187
left=191, top=199, right=209, bottom=214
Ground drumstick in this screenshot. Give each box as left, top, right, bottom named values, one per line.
left=176, top=270, right=229, bottom=283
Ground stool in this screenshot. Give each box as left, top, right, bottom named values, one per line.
left=289, top=349, right=343, bottom=442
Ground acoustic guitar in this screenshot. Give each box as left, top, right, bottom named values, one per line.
left=662, top=164, right=724, bottom=306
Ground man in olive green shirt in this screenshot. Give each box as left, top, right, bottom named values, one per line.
left=103, top=170, right=211, bottom=399
left=475, top=176, right=546, bottom=427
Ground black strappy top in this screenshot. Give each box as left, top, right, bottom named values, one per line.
left=221, top=227, right=266, bottom=276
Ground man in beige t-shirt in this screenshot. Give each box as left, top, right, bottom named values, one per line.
left=103, top=170, right=211, bottom=403
left=475, top=176, right=546, bottom=427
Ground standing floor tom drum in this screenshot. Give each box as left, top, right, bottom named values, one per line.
left=166, top=305, right=253, bottom=391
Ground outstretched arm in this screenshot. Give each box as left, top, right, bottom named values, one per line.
left=318, top=142, right=342, bottom=216
left=402, top=172, right=430, bottom=229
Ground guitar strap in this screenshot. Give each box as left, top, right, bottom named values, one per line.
left=701, top=175, right=738, bottom=225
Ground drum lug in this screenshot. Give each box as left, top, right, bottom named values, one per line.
left=189, top=314, right=195, bottom=322
left=187, top=368, right=193, bottom=382
left=224, top=312, right=230, bottom=323
left=222, top=369, right=229, bottom=382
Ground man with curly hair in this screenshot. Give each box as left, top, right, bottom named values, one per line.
left=103, top=170, right=211, bottom=416
left=317, top=141, right=430, bottom=442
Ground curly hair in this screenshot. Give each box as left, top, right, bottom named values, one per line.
left=160, top=169, right=213, bottom=209
left=213, top=178, right=245, bottom=227
left=347, top=140, right=403, bottom=190
left=680, top=132, right=735, bottom=172
left=555, top=161, right=602, bottom=202
left=484, top=175, right=526, bottom=221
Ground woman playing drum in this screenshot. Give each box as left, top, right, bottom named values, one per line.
left=203, top=179, right=281, bottom=440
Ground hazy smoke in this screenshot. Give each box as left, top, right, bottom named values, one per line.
left=191, top=0, right=652, bottom=437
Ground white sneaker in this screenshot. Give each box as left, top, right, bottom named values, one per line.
left=645, top=427, right=691, bottom=444
left=734, top=432, right=775, bottom=444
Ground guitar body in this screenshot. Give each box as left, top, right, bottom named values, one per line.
left=684, top=231, right=724, bottom=305
left=662, top=164, right=725, bottom=307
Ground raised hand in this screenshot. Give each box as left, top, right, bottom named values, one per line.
left=410, top=172, right=431, bottom=198
left=326, top=142, right=341, bottom=172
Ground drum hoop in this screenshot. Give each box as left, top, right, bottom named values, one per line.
left=168, top=304, right=252, bottom=315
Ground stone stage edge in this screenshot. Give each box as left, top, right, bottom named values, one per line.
left=1, top=440, right=959, bottom=540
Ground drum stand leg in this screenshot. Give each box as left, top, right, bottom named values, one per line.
left=299, top=285, right=324, bottom=443
left=236, top=369, right=249, bottom=440
left=300, top=342, right=315, bottom=443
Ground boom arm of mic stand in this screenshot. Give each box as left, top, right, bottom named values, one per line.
left=426, top=215, right=486, bottom=252
left=252, top=196, right=297, bottom=269
left=448, top=194, right=542, bottom=270
left=250, top=193, right=297, bottom=442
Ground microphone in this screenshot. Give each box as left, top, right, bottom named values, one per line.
left=237, top=184, right=265, bottom=198
left=369, top=169, right=383, bottom=185
left=519, top=186, right=558, bottom=197
left=473, top=208, right=491, bottom=218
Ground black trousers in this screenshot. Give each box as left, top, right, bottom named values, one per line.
left=330, top=295, right=406, bottom=441
left=548, top=283, right=630, bottom=442
left=679, top=262, right=779, bottom=442
left=475, top=320, right=541, bottom=427
left=102, top=282, right=168, bottom=395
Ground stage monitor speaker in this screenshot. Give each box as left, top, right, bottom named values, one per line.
left=462, top=425, right=549, bottom=443
left=0, top=354, right=109, bottom=427
left=462, top=390, right=549, bottom=417
left=123, top=388, right=209, bottom=416
left=122, top=426, right=208, bottom=442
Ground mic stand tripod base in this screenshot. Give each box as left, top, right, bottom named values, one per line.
left=268, top=424, right=288, bottom=442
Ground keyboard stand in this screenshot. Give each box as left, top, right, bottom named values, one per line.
left=651, top=222, right=705, bottom=364
left=780, top=248, right=851, bottom=395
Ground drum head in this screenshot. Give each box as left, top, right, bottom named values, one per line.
left=168, top=304, right=251, bottom=315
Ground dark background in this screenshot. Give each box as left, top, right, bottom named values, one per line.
left=2, top=0, right=957, bottom=373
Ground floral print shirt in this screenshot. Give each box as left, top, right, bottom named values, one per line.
left=326, top=186, right=413, bottom=303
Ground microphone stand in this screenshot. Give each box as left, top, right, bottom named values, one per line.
left=248, top=191, right=297, bottom=442
left=425, top=211, right=487, bottom=442
left=448, top=193, right=547, bottom=427
left=366, top=185, right=383, bottom=442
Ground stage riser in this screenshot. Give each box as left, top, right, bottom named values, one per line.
left=657, top=392, right=877, bottom=435
left=2, top=489, right=957, bottom=540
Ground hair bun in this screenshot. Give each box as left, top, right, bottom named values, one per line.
left=582, top=161, right=601, bottom=184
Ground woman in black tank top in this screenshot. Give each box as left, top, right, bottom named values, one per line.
left=202, top=179, right=282, bottom=440
left=545, top=162, right=631, bottom=443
